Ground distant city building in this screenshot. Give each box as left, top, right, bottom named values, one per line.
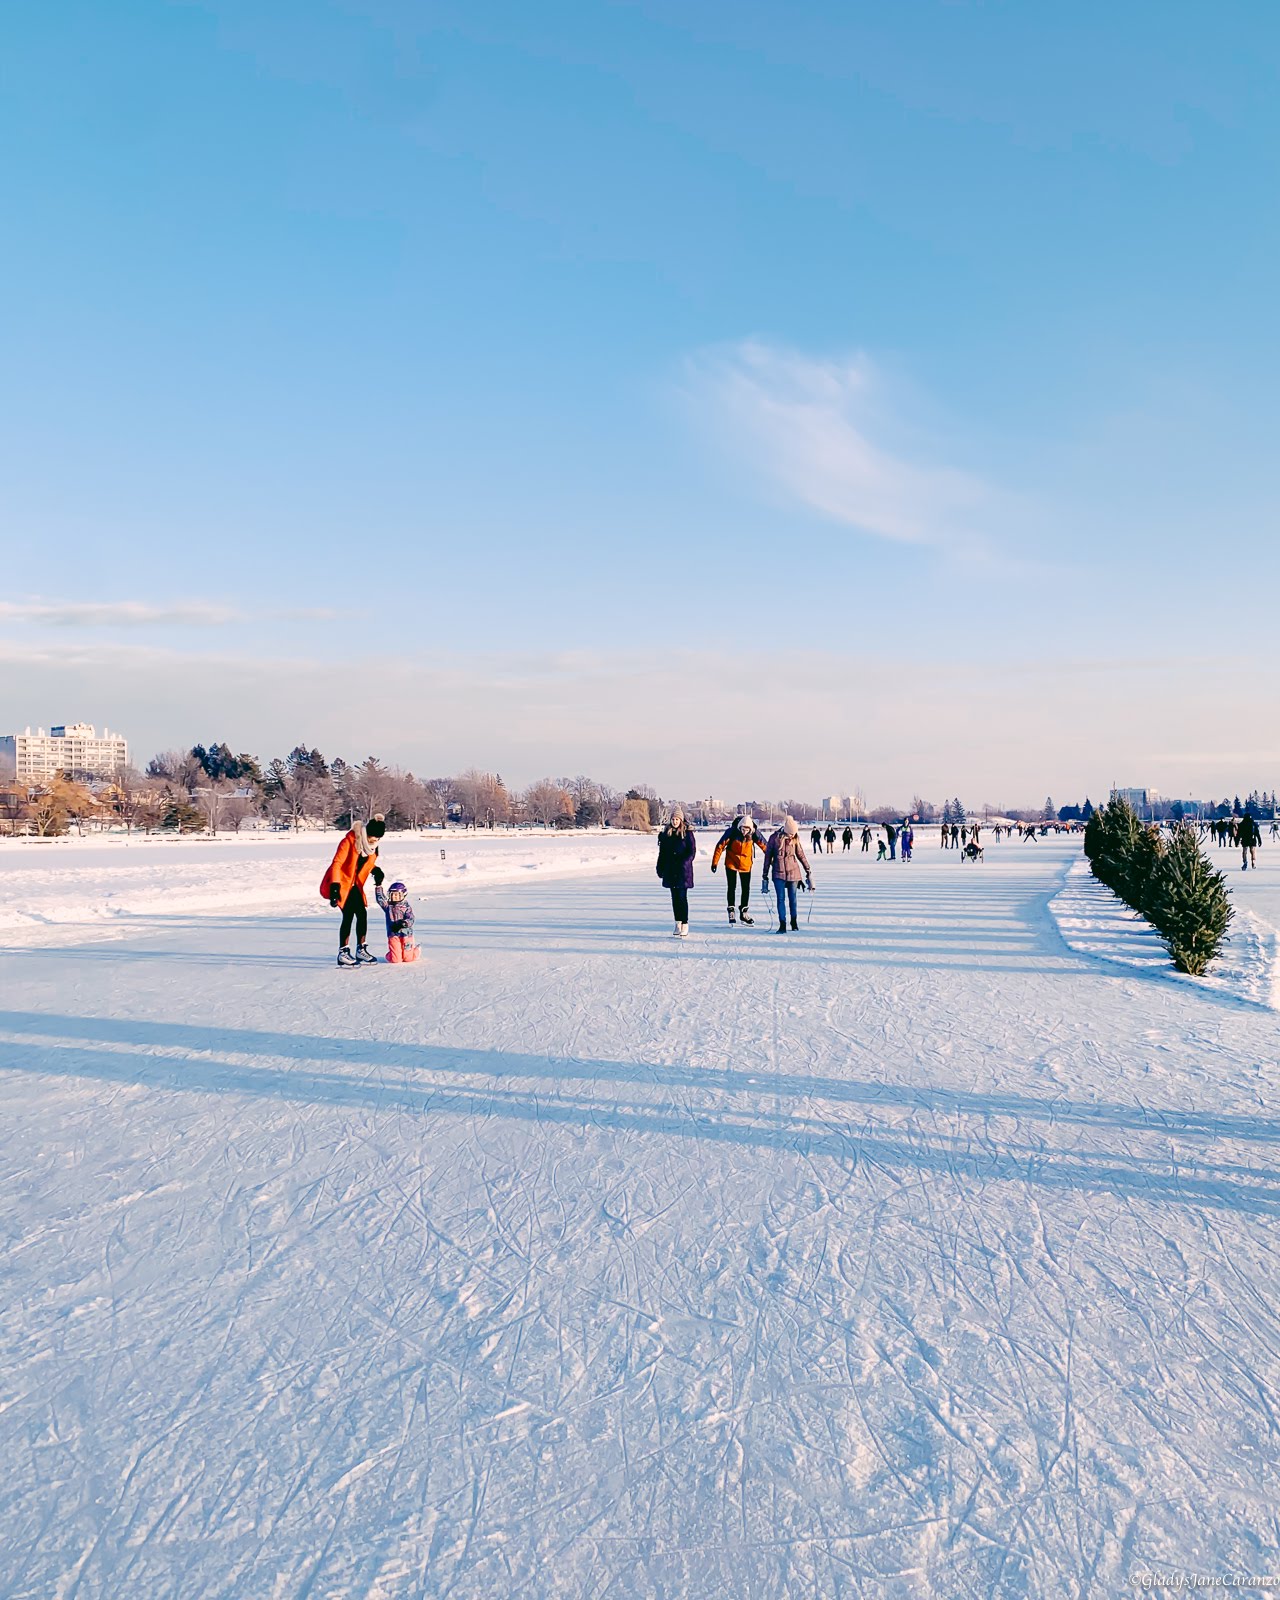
left=1111, top=786, right=1160, bottom=811
left=821, top=790, right=866, bottom=818
left=0, top=723, right=129, bottom=781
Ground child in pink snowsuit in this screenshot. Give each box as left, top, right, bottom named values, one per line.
left=375, top=880, right=419, bottom=963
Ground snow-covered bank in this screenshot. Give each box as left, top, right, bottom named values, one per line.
left=0, top=829, right=657, bottom=942
left=1049, top=854, right=1280, bottom=1010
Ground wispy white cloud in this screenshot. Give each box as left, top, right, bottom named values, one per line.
left=0, top=600, right=335, bottom=628
left=684, top=340, right=994, bottom=551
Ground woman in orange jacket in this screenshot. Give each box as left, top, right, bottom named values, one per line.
left=321, top=815, right=386, bottom=966
left=711, top=815, right=766, bottom=925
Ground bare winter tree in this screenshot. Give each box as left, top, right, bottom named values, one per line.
left=26, top=777, right=90, bottom=837
left=347, top=757, right=395, bottom=822
left=454, top=768, right=511, bottom=829
left=615, top=796, right=653, bottom=832
left=61, top=779, right=100, bottom=836
left=220, top=792, right=258, bottom=833
left=389, top=772, right=432, bottom=832
left=193, top=777, right=237, bottom=835
left=147, top=750, right=205, bottom=796
left=0, top=780, right=26, bottom=836
left=423, top=777, right=456, bottom=828
left=523, top=779, right=574, bottom=828
left=108, top=765, right=154, bottom=834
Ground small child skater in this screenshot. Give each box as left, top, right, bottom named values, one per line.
left=375, top=879, right=419, bottom=963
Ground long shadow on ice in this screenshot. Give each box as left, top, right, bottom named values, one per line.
left=1, top=1012, right=1277, bottom=1217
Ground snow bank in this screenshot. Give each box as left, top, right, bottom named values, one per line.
left=0, top=829, right=659, bottom=943
left=1049, top=855, right=1280, bottom=1010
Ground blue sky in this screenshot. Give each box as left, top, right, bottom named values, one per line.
left=2, top=1, right=1277, bottom=804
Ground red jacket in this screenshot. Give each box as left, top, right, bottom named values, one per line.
left=320, top=831, right=379, bottom=902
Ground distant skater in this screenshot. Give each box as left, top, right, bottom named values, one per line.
left=811, top=825, right=823, bottom=855
left=657, top=807, right=696, bottom=937
left=876, top=838, right=887, bottom=861
left=763, top=816, right=813, bottom=933
left=842, top=826, right=853, bottom=851
left=861, top=826, right=872, bottom=852
left=1239, top=812, right=1261, bottom=871
left=322, top=814, right=387, bottom=967
left=712, top=814, right=766, bottom=924
left=885, top=822, right=898, bottom=860
left=824, top=825, right=836, bottom=854
left=900, top=824, right=914, bottom=861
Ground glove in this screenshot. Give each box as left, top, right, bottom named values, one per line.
left=329, top=883, right=341, bottom=908
left=371, top=865, right=385, bottom=886
left=711, top=863, right=718, bottom=873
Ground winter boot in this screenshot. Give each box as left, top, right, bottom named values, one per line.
left=337, top=946, right=358, bottom=968
left=739, top=908, right=754, bottom=925
left=355, top=943, right=378, bottom=964
left=774, top=921, right=787, bottom=933
left=727, top=906, right=737, bottom=925
left=790, top=917, right=799, bottom=932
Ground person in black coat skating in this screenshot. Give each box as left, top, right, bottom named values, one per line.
left=656, top=807, right=697, bottom=937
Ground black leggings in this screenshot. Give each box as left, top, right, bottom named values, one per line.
left=669, top=885, right=689, bottom=923
left=725, top=868, right=751, bottom=910
left=339, top=886, right=368, bottom=945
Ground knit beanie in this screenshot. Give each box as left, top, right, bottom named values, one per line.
left=784, top=816, right=798, bottom=836
left=366, top=815, right=386, bottom=840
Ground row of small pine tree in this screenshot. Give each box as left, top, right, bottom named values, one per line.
left=1083, top=799, right=1233, bottom=975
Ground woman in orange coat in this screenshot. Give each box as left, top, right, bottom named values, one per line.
left=321, top=814, right=386, bottom=966
left=711, top=815, right=766, bottom=925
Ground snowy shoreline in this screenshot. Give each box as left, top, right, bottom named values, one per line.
left=1048, top=855, right=1280, bottom=1011
left=0, top=829, right=658, bottom=943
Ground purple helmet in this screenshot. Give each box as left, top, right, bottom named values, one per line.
left=388, top=881, right=407, bottom=896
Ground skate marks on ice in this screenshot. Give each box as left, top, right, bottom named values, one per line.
left=2, top=1014, right=1280, bottom=1217
left=3, top=849, right=1280, bottom=1594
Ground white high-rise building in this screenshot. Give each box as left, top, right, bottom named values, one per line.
left=0, top=723, right=129, bottom=781
left=821, top=789, right=866, bottom=818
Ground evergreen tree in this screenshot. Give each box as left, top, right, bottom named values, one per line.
left=1042, top=795, right=1055, bottom=822
left=1148, top=827, right=1233, bottom=975
left=1081, top=797, right=1094, bottom=819
left=160, top=798, right=206, bottom=833
left=952, top=797, right=966, bottom=824
left=1233, top=795, right=1243, bottom=817
left=287, top=745, right=329, bottom=779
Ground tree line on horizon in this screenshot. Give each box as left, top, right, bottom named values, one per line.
left=1, top=736, right=1274, bottom=837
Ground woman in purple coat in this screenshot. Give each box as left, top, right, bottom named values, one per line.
left=656, top=806, right=697, bottom=938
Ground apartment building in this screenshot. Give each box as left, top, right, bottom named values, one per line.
left=0, top=723, right=129, bottom=781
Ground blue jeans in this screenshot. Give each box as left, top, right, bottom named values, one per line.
left=773, top=880, right=798, bottom=925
